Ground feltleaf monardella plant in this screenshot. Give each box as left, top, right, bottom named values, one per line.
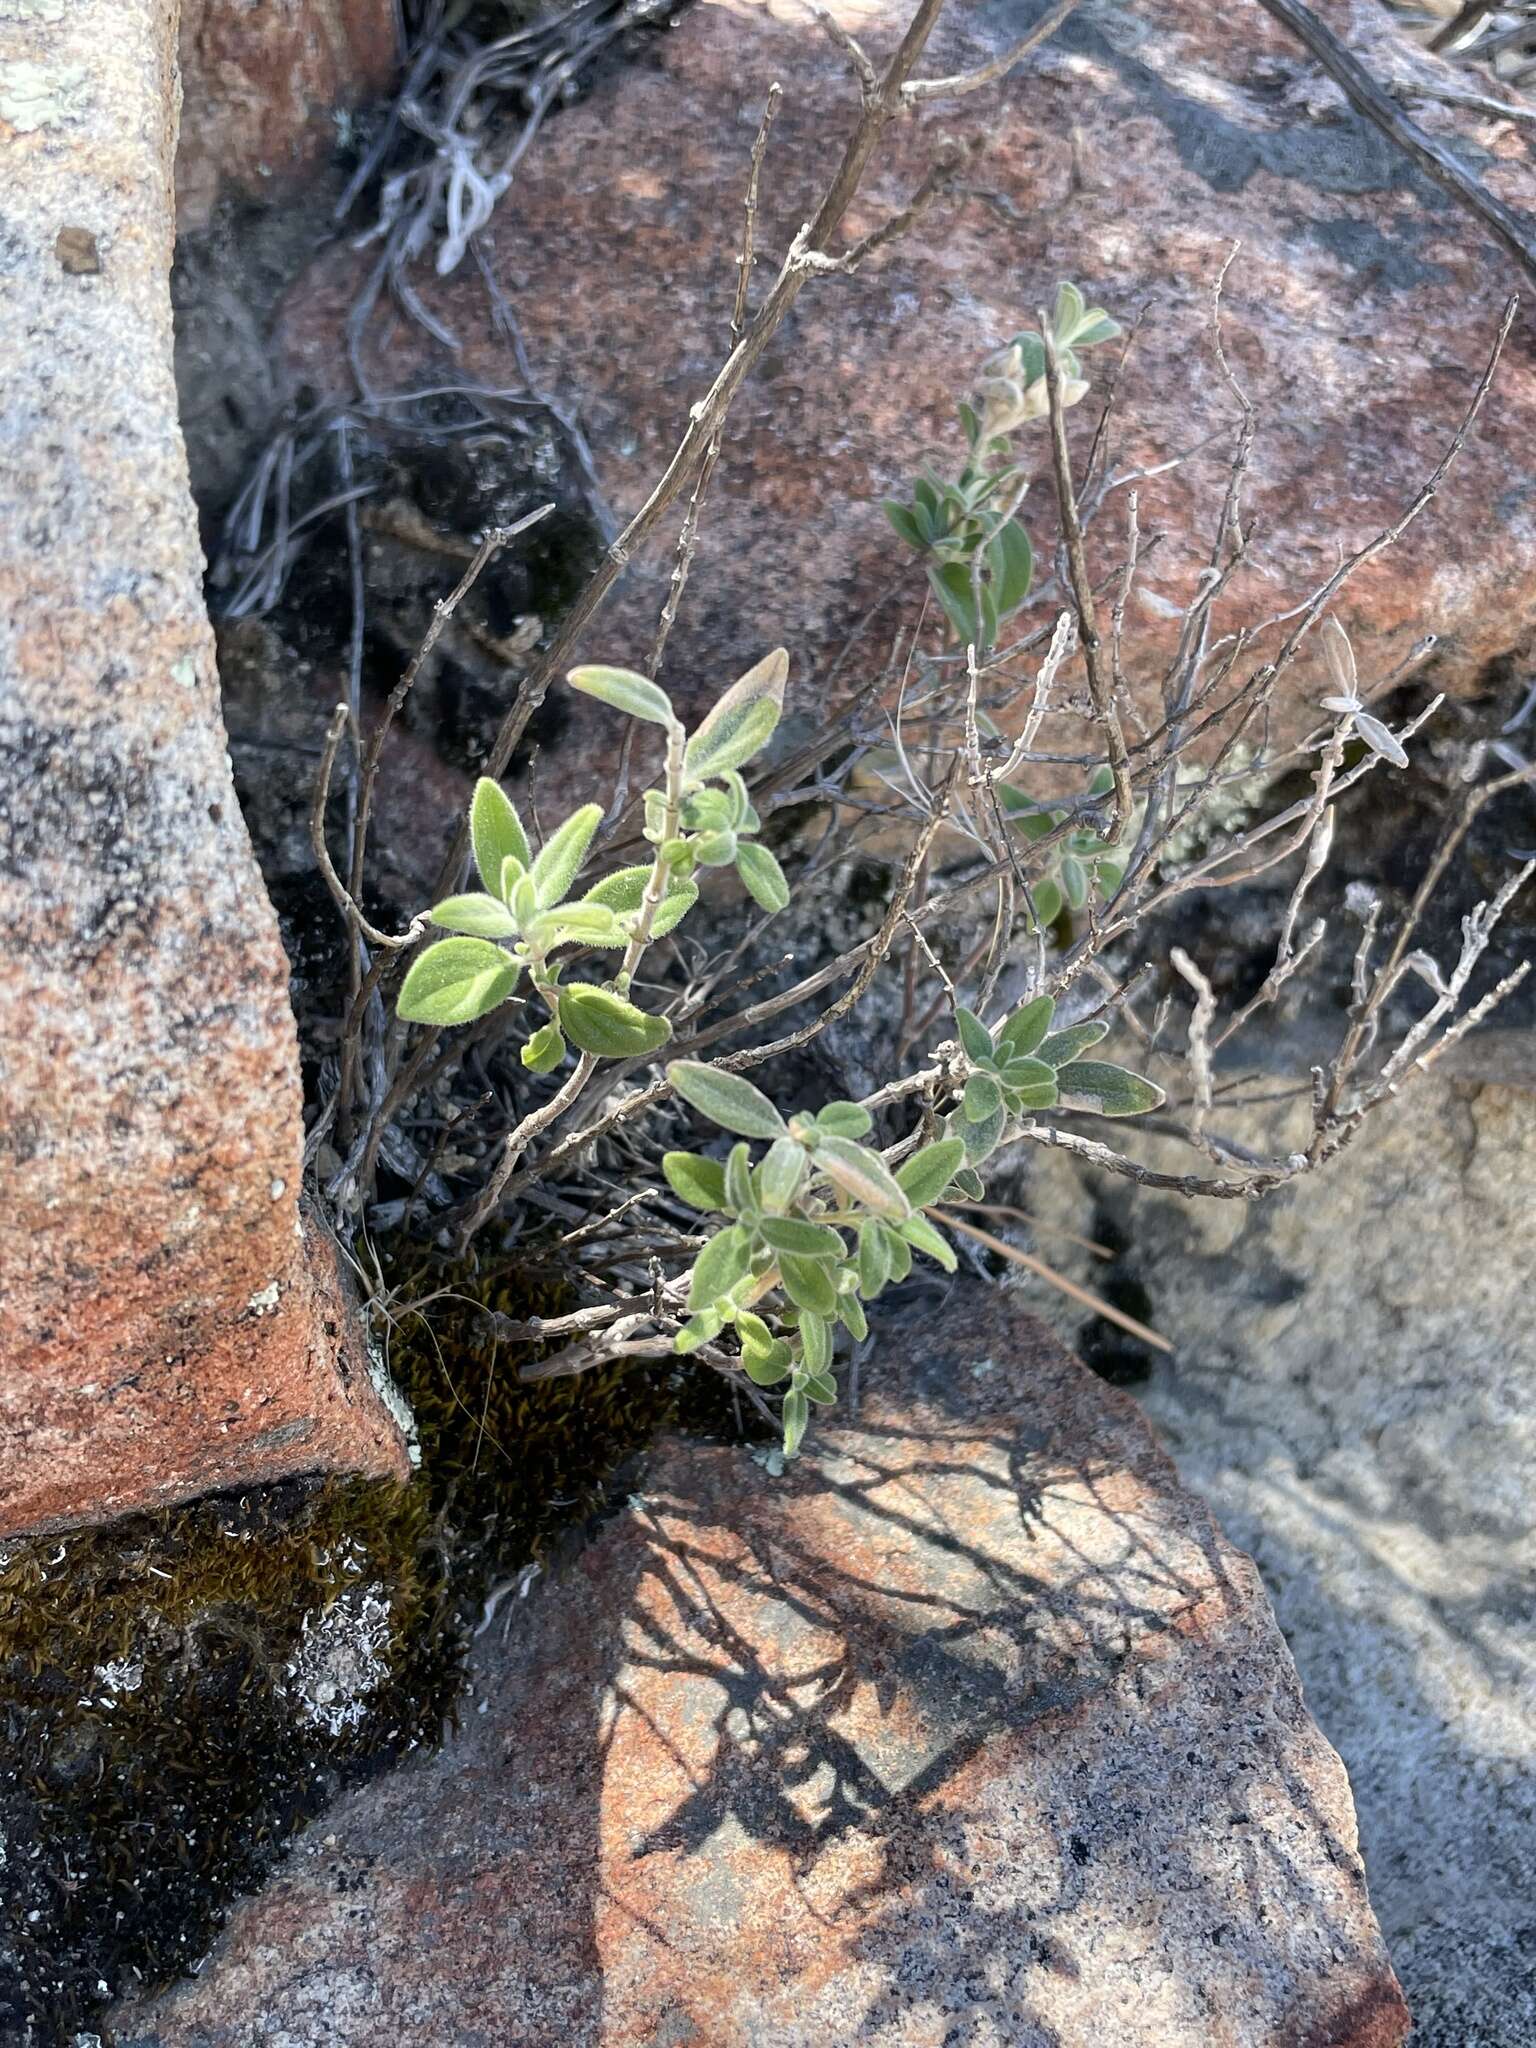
left=661, top=991, right=1161, bottom=1460
left=396, top=650, right=793, bottom=1061
left=882, top=282, right=1121, bottom=654
left=393, top=642, right=1163, bottom=1464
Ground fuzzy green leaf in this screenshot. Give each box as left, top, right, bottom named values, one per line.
left=1055, top=1059, right=1165, bottom=1117
left=565, top=664, right=676, bottom=728
left=685, top=648, right=788, bottom=780
left=757, top=1136, right=808, bottom=1213
left=883, top=498, right=925, bottom=550
left=725, top=1142, right=756, bottom=1218
left=995, top=994, right=1055, bottom=1061
left=798, top=1309, right=832, bottom=1376
left=527, top=902, right=624, bottom=949
left=814, top=1135, right=911, bottom=1220
left=955, top=1006, right=995, bottom=1063
left=837, top=1291, right=868, bottom=1340
left=803, top=1371, right=838, bottom=1407
left=397, top=938, right=519, bottom=1026
left=1028, top=877, right=1063, bottom=929
left=1037, top=1019, right=1110, bottom=1067
left=760, top=1216, right=845, bottom=1262
left=780, top=1252, right=837, bottom=1316
left=857, top=1220, right=890, bottom=1299
left=674, top=1308, right=723, bottom=1354
left=668, top=1061, right=787, bottom=1140
left=879, top=1223, right=913, bottom=1283
left=530, top=803, right=603, bottom=911
left=815, top=1101, right=873, bottom=1139
left=521, top=1021, right=565, bottom=1073
left=781, top=1387, right=810, bottom=1458
left=743, top=1339, right=793, bottom=1387
left=1010, top=1080, right=1059, bottom=1113
left=581, top=864, right=697, bottom=944
left=896, top=1138, right=965, bottom=1210
left=663, top=1151, right=728, bottom=1212
left=428, top=893, right=520, bottom=939
left=898, top=1212, right=958, bottom=1273
left=558, top=983, right=671, bottom=1059
left=471, top=778, right=530, bottom=897
left=954, top=1103, right=1005, bottom=1166
left=963, top=1072, right=1002, bottom=1123
left=988, top=517, right=1034, bottom=617
left=735, top=840, right=790, bottom=914
left=929, top=560, right=980, bottom=647
left=999, top=1054, right=1055, bottom=1091
left=687, top=1224, right=751, bottom=1311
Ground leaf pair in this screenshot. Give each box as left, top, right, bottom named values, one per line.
left=948, top=993, right=1163, bottom=1167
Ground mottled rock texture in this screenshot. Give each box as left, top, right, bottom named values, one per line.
left=117, top=1296, right=1406, bottom=2047
left=0, top=0, right=409, bottom=1535
left=277, top=0, right=1536, bottom=761
left=1015, top=1049, right=1536, bottom=2046
left=175, top=0, right=399, bottom=229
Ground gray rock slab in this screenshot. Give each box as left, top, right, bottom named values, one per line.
left=116, top=1296, right=1407, bottom=2048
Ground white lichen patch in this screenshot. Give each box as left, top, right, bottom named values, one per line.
left=0, top=0, right=66, bottom=19
left=92, top=1656, right=144, bottom=1696
left=0, top=59, right=89, bottom=130
left=365, top=1336, right=421, bottom=1467
left=246, top=1279, right=282, bottom=1316
left=281, top=1584, right=393, bottom=1737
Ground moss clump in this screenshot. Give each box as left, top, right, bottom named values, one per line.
left=0, top=1249, right=737, bottom=2046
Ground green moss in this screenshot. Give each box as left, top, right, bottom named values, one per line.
left=0, top=1249, right=735, bottom=2045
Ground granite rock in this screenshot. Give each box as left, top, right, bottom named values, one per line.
left=1014, top=1049, right=1536, bottom=2046
left=272, top=0, right=1536, bottom=768
left=0, top=0, right=409, bottom=1535
left=116, top=1295, right=1407, bottom=2047
left=175, top=0, right=399, bottom=230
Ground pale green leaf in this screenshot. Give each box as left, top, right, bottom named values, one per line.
left=521, top=1021, right=566, bottom=1073
left=558, top=983, right=671, bottom=1059
left=815, top=1101, right=874, bottom=1140
left=663, top=1151, right=728, bottom=1212
left=687, top=1224, right=750, bottom=1311
left=530, top=803, right=602, bottom=910
left=898, top=1212, right=958, bottom=1273
left=955, top=1006, right=995, bottom=1063
left=896, top=1138, right=964, bottom=1210
left=397, top=938, right=519, bottom=1026
left=963, top=1072, right=1002, bottom=1123
left=684, top=648, right=789, bottom=780
left=565, top=663, right=676, bottom=727
left=1055, top=1058, right=1165, bottom=1117
left=814, top=1135, right=910, bottom=1220
left=428, top=893, right=519, bottom=939
left=735, top=840, right=790, bottom=914
left=798, top=1310, right=832, bottom=1376
left=996, top=994, right=1055, bottom=1060
left=760, top=1216, right=845, bottom=1262
left=757, top=1136, right=808, bottom=1213
left=781, top=1387, right=809, bottom=1458
left=779, top=1253, right=837, bottom=1316
left=1038, top=1019, right=1109, bottom=1067
left=668, top=1061, right=787, bottom=1140
left=470, top=778, right=530, bottom=897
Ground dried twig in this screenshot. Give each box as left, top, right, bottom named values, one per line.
left=1252, top=0, right=1536, bottom=285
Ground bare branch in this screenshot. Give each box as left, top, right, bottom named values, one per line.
left=903, top=0, right=1083, bottom=102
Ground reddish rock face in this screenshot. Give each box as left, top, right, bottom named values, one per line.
left=273, top=0, right=1536, bottom=772
left=116, top=1296, right=1409, bottom=2048
left=0, top=0, right=409, bottom=1535
left=175, top=0, right=399, bottom=229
